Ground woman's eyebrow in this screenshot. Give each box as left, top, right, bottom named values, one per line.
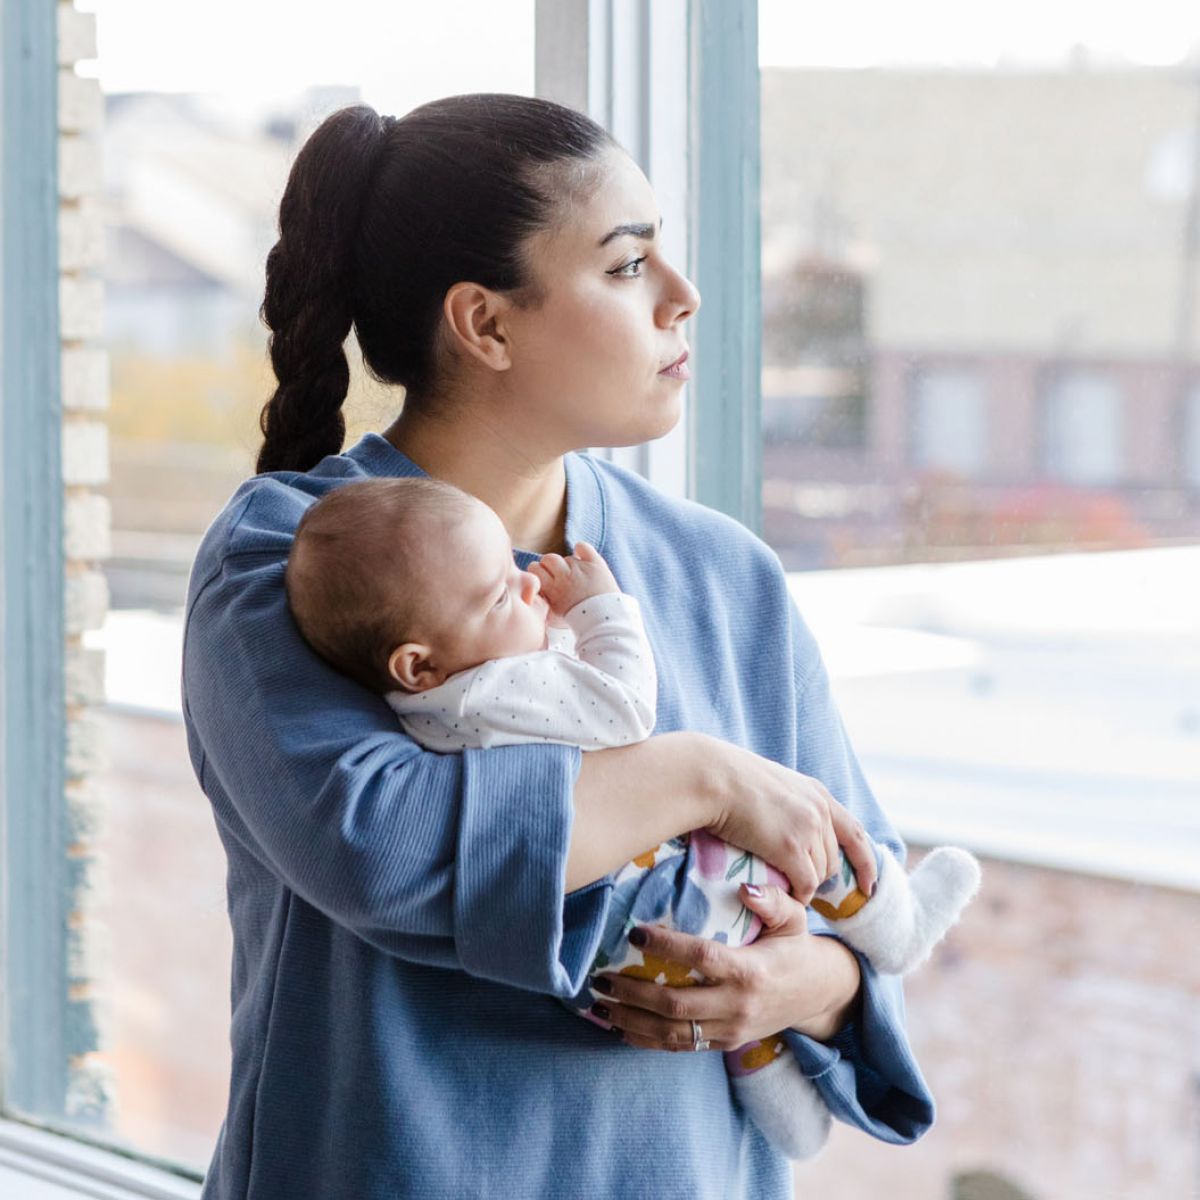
left=598, top=216, right=663, bottom=247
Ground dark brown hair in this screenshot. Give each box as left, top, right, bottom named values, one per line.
left=256, top=94, right=616, bottom=474
left=285, top=477, right=478, bottom=692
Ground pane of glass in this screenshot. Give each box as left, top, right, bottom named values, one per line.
left=64, top=0, right=535, bottom=1172
left=760, top=5, right=1200, bottom=1198
left=911, top=366, right=987, bottom=475
left=1040, top=368, right=1122, bottom=483
left=1187, top=381, right=1200, bottom=484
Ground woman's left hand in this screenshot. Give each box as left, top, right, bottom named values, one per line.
left=590, top=884, right=862, bottom=1051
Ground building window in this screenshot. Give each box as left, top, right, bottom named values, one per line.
left=910, top=365, right=987, bottom=476
left=1187, top=381, right=1200, bottom=488
left=1039, top=369, right=1123, bottom=485
left=758, top=4, right=1200, bottom=1197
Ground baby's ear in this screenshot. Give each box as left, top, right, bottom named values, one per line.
left=387, top=644, right=445, bottom=693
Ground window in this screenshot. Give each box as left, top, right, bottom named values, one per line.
left=1039, top=368, right=1123, bottom=485
left=2, top=2, right=727, bottom=1194
left=12, top=2, right=1197, bottom=1197
left=759, top=4, right=1200, bottom=1198
left=1186, top=379, right=1200, bottom=487
left=86, top=0, right=542, bottom=1174
left=910, top=365, right=987, bottom=476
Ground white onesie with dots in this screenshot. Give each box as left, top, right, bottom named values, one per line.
left=384, top=591, right=657, bottom=752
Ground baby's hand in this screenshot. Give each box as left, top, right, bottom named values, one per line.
left=529, top=541, right=619, bottom=616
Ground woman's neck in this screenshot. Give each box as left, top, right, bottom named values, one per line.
left=383, top=407, right=569, bottom=556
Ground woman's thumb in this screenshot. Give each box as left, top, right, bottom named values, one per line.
left=739, top=883, right=807, bottom=935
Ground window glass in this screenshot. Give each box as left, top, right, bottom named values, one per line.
left=760, top=5, right=1200, bottom=1198
left=67, top=0, right=535, bottom=1171
left=1040, top=368, right=1122, bottom=484
left=911, top=365, right=987, bottom=475
left=1186, top=380, right=1200, bottom=485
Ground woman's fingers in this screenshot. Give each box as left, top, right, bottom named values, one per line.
left=739, top=883, right=807, bottom=936
left=590, top=979, right=732, bottom=1052
left=592, top=971, right=724, bottom=1023
left=829, top=802, right=877, bottom=896
left=822, top=822, right=841, bottom=894
left=786, top=855, right=820, bottom=905
left=588, top=926, right=758, bottom=1051
left=616, top=1027, right=721, bottom=1053
left=623, top=924, right=746, bottom=987
left=803, top=847, right=828, bottom=905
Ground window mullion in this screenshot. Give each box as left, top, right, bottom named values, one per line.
left=686, top=0, right=761, bottom=531
left=535, top=0, right=692, bottom=501
left=1, top=0, right=70, bottom=1119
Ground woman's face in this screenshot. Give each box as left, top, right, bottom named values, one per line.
left=501, top=147, right=701, bottom=452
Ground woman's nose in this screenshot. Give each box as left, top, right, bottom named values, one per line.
left=659, top=260, right=701, bottom=324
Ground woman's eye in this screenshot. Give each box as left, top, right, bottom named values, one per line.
left=611, top=256, right=647, bottom=278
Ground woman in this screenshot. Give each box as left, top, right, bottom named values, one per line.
left=182, top=94, right=933, bottom=1199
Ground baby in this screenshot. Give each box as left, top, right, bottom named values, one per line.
left=285, top=476, right=981, bottom=1161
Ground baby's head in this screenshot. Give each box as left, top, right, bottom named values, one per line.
left=286, top=478, right=549, bottom=695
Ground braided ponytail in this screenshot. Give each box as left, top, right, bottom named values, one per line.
left=256, top=107, right=390, bottom=474
left=254, top=94, right=615, bottom=476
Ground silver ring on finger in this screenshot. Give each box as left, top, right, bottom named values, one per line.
left=690, top=1019, right=710, bottom=1052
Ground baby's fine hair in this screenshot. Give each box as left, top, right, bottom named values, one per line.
left=285, top=477, right=477, bottom=693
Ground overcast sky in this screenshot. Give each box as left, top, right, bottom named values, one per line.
left=76, top=0, right=1199, bottom=116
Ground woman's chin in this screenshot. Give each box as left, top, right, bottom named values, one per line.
left=593, top=403, right=682, bottom=450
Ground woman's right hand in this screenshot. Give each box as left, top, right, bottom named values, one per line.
left=697, top=734, right=877, bottom=903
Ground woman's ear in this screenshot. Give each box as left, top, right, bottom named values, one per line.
left=442, top=282, right=512, bottom=372
left=387, top=643, right=447, bottom=693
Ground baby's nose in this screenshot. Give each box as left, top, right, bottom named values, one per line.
left=520, top=571, right=541, bottom=602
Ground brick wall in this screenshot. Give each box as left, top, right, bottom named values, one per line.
left=57, top=0, right=113, bottom=1122
left=795, top=852, right=1200, bottom=1200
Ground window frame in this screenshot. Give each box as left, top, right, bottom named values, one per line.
left=535, top=0, right=762, bottom=529
left=1, top=1, right=763, bottom=1194
left=2, top=0, right=71, bottom=1125
left=685, top=0, right=762, bottom=532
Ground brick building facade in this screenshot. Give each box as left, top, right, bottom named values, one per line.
left=57, top=0, right=114, bottom=1122
left=798, top=851, right=1200, bottom=1200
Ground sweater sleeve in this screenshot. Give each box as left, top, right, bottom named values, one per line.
left=182, top=548, right=609, bottom=998
left=780, top=600, right=936, bottom=1144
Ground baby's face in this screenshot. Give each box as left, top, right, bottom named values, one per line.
left=425, top=500, right=550, bottom=678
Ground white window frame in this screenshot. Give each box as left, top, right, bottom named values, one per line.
left=536, top=0, right=761, bottom=530
left=2, top=2, right=762, bottom=1195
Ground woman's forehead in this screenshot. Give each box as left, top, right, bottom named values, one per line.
left=540, top=149, right=660, bottom=257
left=589, top=151, right=658, bottom=229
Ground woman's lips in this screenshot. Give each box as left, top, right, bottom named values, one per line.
left=658, top=349, right=690, bottom=381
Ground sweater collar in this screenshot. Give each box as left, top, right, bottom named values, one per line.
left=345, top=433, right=605, bottom=563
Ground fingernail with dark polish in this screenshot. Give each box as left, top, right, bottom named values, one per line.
left=591, top=975, right=613, bottom=995
left=591, top=1003, right=611, bottom=1021
left=870, top=882, right=877, bottom=898
left=628, top=927, right=648, bottom=948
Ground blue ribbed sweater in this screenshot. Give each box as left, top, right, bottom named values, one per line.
left=182, top=433, right=933, bottom=1200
